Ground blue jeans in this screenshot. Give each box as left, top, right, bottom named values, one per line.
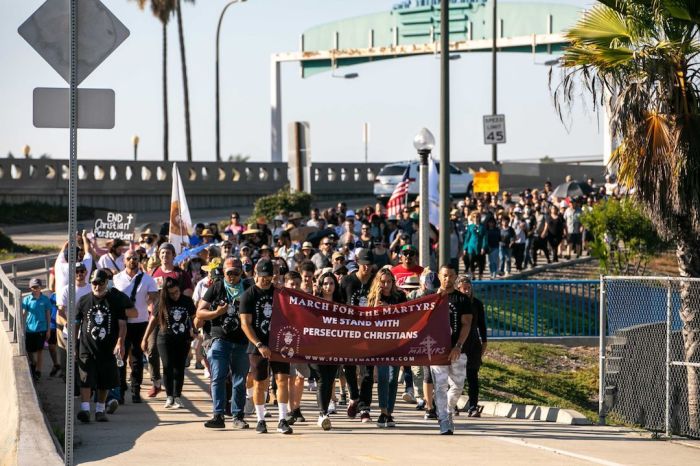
left=207, top=339, right=249, bottom=417
left=499, top=245, right=512, bottom=274
left=488, top=249, right=499, bottom=278
left=377, top=366, right=400, bottom=414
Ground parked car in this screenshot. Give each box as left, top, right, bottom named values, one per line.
left=373, top=161, right=473, bottom=202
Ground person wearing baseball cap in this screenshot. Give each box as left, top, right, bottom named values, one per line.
left=197, top=257, right=253, bottom=429
left=391, top=244, right=424, bottom=288
left=22, top=278, right=52, bottom=381
left=339, top=248, right=375, bottom=423
left=240, top=259, right=293, bottom=434
left=75, top=268, right=136, bottom=423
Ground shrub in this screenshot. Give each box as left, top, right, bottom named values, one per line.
left=581, top=198, right=669, bottom=275
left=245, top=186, right=313, bottom=225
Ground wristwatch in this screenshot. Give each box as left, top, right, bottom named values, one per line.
left=255, top=341, right=264, bottom=349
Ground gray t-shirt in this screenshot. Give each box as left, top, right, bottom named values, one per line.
left=564, top=208, right=582, bottom=234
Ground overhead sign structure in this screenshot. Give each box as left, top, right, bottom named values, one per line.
left=93, top=210, right=137, bottom=241
left=18, top=0, right=129, bottom=129
left=473, top=171, right=500, bottom=193
left=483, top=114, right=506, bottom=145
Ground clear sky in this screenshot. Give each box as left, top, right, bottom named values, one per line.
left=0, top=0, right=599, bottom=164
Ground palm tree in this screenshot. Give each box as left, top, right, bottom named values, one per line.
left=176, top=0, right=194, bottom=162
left=553, top=0, right=700, bottom=432
left=133, top=0, right=176, bottom=161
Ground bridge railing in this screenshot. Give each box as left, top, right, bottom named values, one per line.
left=473, top=279, right=600, bottom=338
left=0, top=266, right=25, bottom=356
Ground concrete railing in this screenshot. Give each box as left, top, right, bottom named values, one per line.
left=0, top=158, right=605, bottom=212
left=0, top=261, right=62, bottom=465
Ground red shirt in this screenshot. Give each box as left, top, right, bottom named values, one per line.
left=390, top=264, right=424, bottom=287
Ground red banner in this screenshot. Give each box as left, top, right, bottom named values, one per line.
left=269, top=288, right=451, bottom=366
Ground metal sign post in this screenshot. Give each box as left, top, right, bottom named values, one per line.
left=64, top=1, right=79, bottom=463
left=18, top=1, right=130, bottom=463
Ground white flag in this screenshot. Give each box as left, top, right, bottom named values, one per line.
left=169, top=163, right=192, bottom=253
left=428, top=156, right=440, bottom=228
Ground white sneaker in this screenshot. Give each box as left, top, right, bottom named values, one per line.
left=402, top=390, right=416, bottom=403
left=244, top=396, right=254, bottom=415
left=164, top=396, right=174, bottom=408
left=317, top=415, right=331, bottom=431
left=173, top=397, right=184, bottom=409
left=203, top=368, right=210, bottom=379
left=328, top=400, right=337, bottom=415
left=307, top=380, right=317, bottom=392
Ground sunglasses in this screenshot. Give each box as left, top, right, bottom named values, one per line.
left=334, top=257, right=344, bottom=262
left=91, top=280, right=106, bottom=286
left=225, top=269, right=242, bottom=277
left=231, top=216, right=239, bottom=219
left=126, top=256, right=139, bottom=261
left=322, top=242, right=332, bottom=246
left=402, top=251, right=416, bottom=257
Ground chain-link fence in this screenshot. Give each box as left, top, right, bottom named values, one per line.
left=601, top=277, right=700, bottom=438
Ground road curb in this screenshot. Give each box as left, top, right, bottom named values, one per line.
left=457, top=396, right=592, bottom=425
left=499, top=255, right=594, bottom=280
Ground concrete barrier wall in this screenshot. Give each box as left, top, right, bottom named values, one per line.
left=0, top=159, right=605, bottom=212
left=0, top=324, right=63, bottom=466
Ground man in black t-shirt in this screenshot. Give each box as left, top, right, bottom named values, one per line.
left=197, top=257, right=252, bottom=429
left=339, top=248, right=376, bottom=422
left=240, top=259, right=293, bottom=435
left=75, top=269, right=135, bottom=423
left=431, top=264, right=473, bottom=435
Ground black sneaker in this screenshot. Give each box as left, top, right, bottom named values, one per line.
left=204, top=414, right=225, bottom=429
left=277, top=419, right=293, bottom=435
left=285, top=413, right=297, bottom=425
left=255, top=420, right=267, bottom=434
left=293, top=408, right=306, bottom=423
left=386, top=415, right=396, bottom=427
left=77, top=410, right=91, bottom=423
left=415, top=399, right=426, bottom=410
left=424, top=408, right=438, bottom=420
left=132, top=392, right=142, bottom=404
left=95, top=411, right=108, bottom=422
left=376, top=413, right=388, bottom=428
left=232, top=418, right=249, bottom=429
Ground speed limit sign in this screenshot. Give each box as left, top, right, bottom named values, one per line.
left=483, top=114, right=506, bottom=145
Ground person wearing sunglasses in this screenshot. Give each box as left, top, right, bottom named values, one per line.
left=113, top=250, right=159, bottom=403
left=75, top=269, right=136, bottom=423
left=390, top=244, right=424, bottom=288
left=224, top=211, right=246, bottom=242
left=196, top=257, right=253, bottom=429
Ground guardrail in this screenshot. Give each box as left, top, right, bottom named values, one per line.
left=473, top=279, right=600, bottom=338
left=0, top=266, right=25, bottom=356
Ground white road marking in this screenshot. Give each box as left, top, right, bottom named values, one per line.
left=489, top=436, right=625, bottom=466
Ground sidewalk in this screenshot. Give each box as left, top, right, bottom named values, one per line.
left=58, top=368, right=698, bottom=465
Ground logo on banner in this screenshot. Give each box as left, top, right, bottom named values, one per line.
left=408, top=335, right=445, bottom=361
left=276, top=325, right=301, bottom=359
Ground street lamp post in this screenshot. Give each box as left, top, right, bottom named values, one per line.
left=132, top=135, right=140, bottom=161
left=22, top=145, right=31, bottom=159
left=439, top=0, right=451, bottom=268
left=215, top=0, right=246, bottom=163
left=414, top=128, right=435, bottom=269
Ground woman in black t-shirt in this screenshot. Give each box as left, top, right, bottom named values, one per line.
left=311, top=272, right=344, bottom=431
left=142, top=277, right=195, bottom=410
left=367, top=268, right=407, bottom=428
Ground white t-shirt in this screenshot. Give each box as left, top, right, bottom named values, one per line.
left=97, top=253, right=125, bottom=273
left=57, top=282, right=92, bottom=337
left=192, top=276, right=211, bottom=305
left=113, top=270, right=159, bottom=323
left=54, top=253, right=94, bottom=293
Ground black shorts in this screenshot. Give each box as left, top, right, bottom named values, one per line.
left=423, top=366, right=433, bottom=384
left=47, top=329, right=57, bottom=345
left=25, top=332, right=45, bottom=353
left=249, top=353, right=290, bottom=382
left=78, top=354, right=119, bottom=390
left=567, top=233, right=582, bottom=246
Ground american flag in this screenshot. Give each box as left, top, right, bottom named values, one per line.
left=386, top=167, right=411, bottom=217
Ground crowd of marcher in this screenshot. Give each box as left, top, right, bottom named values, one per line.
left=20, top=175, right=620, bottom=435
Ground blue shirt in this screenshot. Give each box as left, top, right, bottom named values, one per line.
left=49, top=293, right=57, bottom=330
left=22, top=294, right=52, bottom=333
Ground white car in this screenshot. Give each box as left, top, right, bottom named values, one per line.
left=373, top=161, right=473, bottom=202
